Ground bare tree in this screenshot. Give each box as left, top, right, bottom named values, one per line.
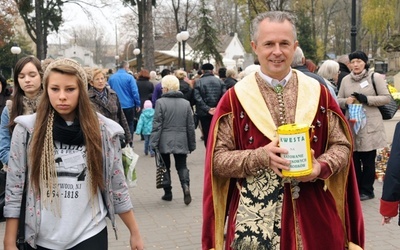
left=68, top=26, right=108, bottom=65
left=318, top=0, right=343, bottom=58
left=15, top=0, right=113, bottom=60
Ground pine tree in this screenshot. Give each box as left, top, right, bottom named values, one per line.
left=296, top=11, right=317, bottom=62
left=192, top=0, right=223, bottom=66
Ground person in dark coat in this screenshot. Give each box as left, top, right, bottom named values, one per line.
left=175, top=70, right=195, bottom=107
left=336, top=54, right=352, bottom=91
left=152, top=69, right=171, bottom=107
left=150, top=75, right=196, bottom=205
left=0, top=75, right=12, bottom=121
left=224, top=69, right=238, bottom=90
left=218, top=67, right=227, bottom=81
left=336, top=54, right=352, bottom=114
left=194, top=63, right=226, bottom=147
left=136, top=69, right=154, bottom=139
left=137, top=69, right=155, bottom=109
left=291, top=47, right=337, bottom=102
left=380, top=121, right=400, bottom=225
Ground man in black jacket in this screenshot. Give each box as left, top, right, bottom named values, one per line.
left=336, top=54, right=352, bottom=91
left=194, top=63, right=226, bottom=146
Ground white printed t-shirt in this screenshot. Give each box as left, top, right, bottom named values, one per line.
left=36, top=141, right=107, bottom=249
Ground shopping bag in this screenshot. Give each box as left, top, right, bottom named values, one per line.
left=122, top=145, right=139, bottom=187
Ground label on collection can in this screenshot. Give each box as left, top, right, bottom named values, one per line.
left=277, top=123, right=313, bottom=177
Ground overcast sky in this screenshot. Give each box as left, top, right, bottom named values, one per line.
left=48, top=0, right=131, bottom=45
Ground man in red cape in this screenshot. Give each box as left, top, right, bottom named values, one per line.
left=202, top=11, right=364, bottom=250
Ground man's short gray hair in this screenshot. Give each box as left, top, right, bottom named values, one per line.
left=251, top=11, right=297, bottom=44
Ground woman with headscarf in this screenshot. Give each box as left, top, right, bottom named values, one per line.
left=88, top=68, right=132, bottom=146
left=337, top=50, right=391, bottom=201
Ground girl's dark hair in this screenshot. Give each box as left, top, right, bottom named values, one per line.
left=0, top=75, right=10, bottom=96
left=9, top=56, right=43, bottom=132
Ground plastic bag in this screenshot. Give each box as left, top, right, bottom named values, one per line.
left=348, top=103, right=366, bottom=134
left=122, top=145, right=139, bottom=188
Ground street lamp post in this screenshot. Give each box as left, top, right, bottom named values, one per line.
left=133, top=48, right=141, bottom=73
left=10, top=43, right=21, bottom=79
left=126, top=42, right=134, bottom=61
left=114, top=55, right=120, bottom=72
left=351, top=0, right=357, bottom=52
left=180, top=30, right=190, bottom=71
left=176, top=33, right=182, bottom=69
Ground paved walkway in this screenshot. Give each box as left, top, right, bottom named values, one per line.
left=1, top=112, right=400, bottom=249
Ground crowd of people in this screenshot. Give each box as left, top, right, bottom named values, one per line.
left=1, top=9, right=400, bottom=250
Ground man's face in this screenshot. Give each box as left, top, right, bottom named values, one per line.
left=251, top=19, right=298, bottom=80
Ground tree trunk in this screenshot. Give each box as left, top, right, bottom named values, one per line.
left=137, top=0, right=144, bottom=72
left=311, top=0, right=316, bottom=46
left=143, top=0, right=155, bottom=71
left=35, top=0, right=45, bottom=60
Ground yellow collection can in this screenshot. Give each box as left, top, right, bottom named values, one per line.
left=277, top=123, right=313, bottom=177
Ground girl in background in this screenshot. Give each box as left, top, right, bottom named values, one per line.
left=0, top=56, right=43, bottom=168
left=135, top=100, right=155, bottom=156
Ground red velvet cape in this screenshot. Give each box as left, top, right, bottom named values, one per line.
left=202, top=76, right=364, bottom=250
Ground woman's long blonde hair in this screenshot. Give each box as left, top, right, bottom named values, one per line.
left=29, top=59, right=103, bottom=209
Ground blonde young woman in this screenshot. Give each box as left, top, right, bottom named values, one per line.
left=3, top=58, right=143, bottom=250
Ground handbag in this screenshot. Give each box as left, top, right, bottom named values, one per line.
left=193, top=112, right=199, bottom=129
left=371, top=73, right=399, bottom=120
left=154, top=149, right=171, bottom=189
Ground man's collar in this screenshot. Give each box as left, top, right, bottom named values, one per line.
left=257, top=68, right=293, bottom=87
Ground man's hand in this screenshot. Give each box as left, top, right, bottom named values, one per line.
left=136, top=107, right=141, bottom=113
left=208, top=107, right=216, bottom=115
left=264, top=139, right=290, bottom=177
left=296, top=149, right=321, bottom=182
